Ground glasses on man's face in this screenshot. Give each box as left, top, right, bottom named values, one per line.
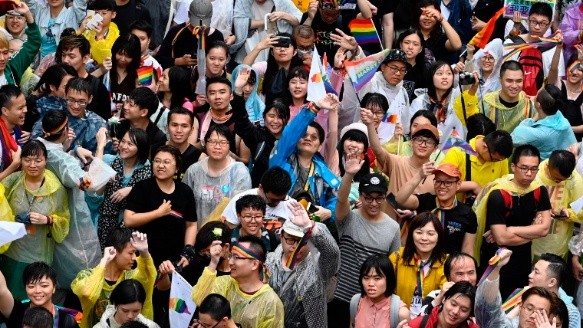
left=206, top=139, right=229, bottom=147
left=302, top=133, right=319, bottom=142
left=387, top=65, right=407, bottom=75
left=363, top=196, right=385, bottom=204
left=487, top=147, right=504, bottom=162
left=515, top=165, right=539, bottom=174
left=281, top=233, right=301, bottom=245
left=371, top=110, right=386, bottom=118
left=240, top=215, right=264, bottom=222
left=528, top=19, right=549, bottom=28
left=194, top=319, right=221, bottom=328
left=66, top=98, right=88, bottom=107
left=433, top=179, right=458, bottom=188
left=412, top=137, right=437, bottom=147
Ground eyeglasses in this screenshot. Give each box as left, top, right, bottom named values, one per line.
left=481, top=56, right=495, bottom=62
left=433, top=179, right=458, bottom=187
left=153, top=159, right=175, bottom=166
left=302, top=133, right=319, bottom=142
left=412, top=137, right=437, bottom=147
left=371, top=110, right=386, bottom=118
left=528, top=19, right=549, bottom=28
left=387, top=65, right=407, bottom=75
left=515, top=165, right=539, bottom=174
left=240, top=215, right=264, bottom=222
left=66, top=98, right=88, bottom=107
left=363, top=196, right=385, bottom=204
left=487, top=146, right=504, bottom=162
left=281, top=234, right=301, bottom=245
left=227, top=254, right=256, bottom=261
left=206, top=139, right=229, bottom=147
left=194, top=319, right=221, bottom=328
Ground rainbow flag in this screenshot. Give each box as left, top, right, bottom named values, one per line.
left=169, top=297, right=191, bottom=314
left=349, top=18, right=380, bottom=46
left=137, top=66, right=154, bottom=86
left=502, top=288, right=526, bottom=313
left=503, top=35, right=562, bottom=61
left=344, top=48, right=391, bottom=92
left=469, top=6, right=507, bottom=49
left=307, top=48, right=327, bottom=102
left=322, top=53, right=338, bottom=95
left=441, top=129, right=478, bottom=156
left=284, top=226, right=314, bottom=270
left=382, top=114, right=398, bottom=124
left=170, top=210, right=184, bottom=219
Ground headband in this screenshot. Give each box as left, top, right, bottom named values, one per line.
left=232, top=243, right=271, bottom=283
left=42, top=117, right=68, bottom=138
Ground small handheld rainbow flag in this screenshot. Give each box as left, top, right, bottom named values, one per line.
left=477, top=247, right=506, bottom=286
left=344, top=48, right=391, bottom=92
left=381, top=113, right=398, bottom=124
left=348, top=18, right=381, bottom=46
left=322, top=53, right=338, bottom=95
left=441, top=129, right=478, bottom=156
left=469, top=6, right=507, bottom=49
left=284, top=225, right=314, bottom=270
left=169, top=297, right=191, bottom=314
left=503, top=36, right=562, bottom=61
left=137, top=66, right=154, bottom=86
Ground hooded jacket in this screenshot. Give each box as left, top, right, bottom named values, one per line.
left=93, top=305, right=159, bottom=328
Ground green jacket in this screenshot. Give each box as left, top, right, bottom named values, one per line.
left=6, top=22, right=41, bottom=86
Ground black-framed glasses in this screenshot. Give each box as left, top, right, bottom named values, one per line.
left=528, top=19, right=549, bottom=28
left=240, top=215, right=264, bottom=222
left=281, top=233, right=301, bottom=245
left=194, top=319, right=221, bottom=328
left=363, top=196, right=385, bottom=204
left=66, top=98, right=88, bottom=107
left=515, top=165, right=539, bottom=174
left=387, top=65, right=407, bottom=75
left=433, top=179, right=458, bottom=187
left=487, top=144, right=504, bottom=162
left=412, top=137, right=437, bottom=147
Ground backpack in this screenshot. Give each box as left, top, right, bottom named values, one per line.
left=509, top=35, right=544, bottom=97
left=498, top=187, right=542, bottom=218
left=350, top=293, right=401, bottom=327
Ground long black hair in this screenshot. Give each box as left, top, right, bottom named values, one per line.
left=402, top=212, right=446, bottom=265
left=359, top=254, right=397, bottom=297
left=111, top=33, right=141, bottom=85
left=337, top=129, right=370, bottom=180
left=262, top=32, right=303, bottom=106
left=398, top=29, right=426, bottom=66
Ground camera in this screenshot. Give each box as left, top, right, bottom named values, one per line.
left=459, top=72, right=476, bottom=85
left=275, top=36, right=291, bottom=48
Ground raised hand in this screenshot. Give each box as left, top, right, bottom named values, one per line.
left=420, top=161, right=435, bottom=179
left=234, top=67, right=251, bottom=90
left=130, top=231, right=148, bottom=252
left=360, top=107, right=375, bottom=125
left=316, top=94, right=340, bottom=111
left=307, top=0, right=318, bottom=19
left=158, top=260, right=175, bottom=276
left=209, top=240, right=222, bottom=266
left=334, top=47, right=348, bottom=69
left=101, top=246, right=117, bottom=265
left=497, top=248, right=512, bottom=267
left=331, top=29, right=358, bottom=51
left=344, top=152, right=364, bottom=175
left=287, top=199, right=312, bottom=229
left=256, top=34, right=279, bottom=51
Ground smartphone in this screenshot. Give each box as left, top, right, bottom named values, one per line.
left=386, top=193, right=399, bottom=209
left=275, top=36, right=291, bottom=48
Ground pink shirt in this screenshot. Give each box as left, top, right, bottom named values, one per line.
left=354, top=296, right=406, bottom=328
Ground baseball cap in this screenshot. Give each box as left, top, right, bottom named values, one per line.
left=432, top=163, right=462, bottom=179
left=359, top=173, right=388, bottom=195
left=411, top=124, right=439, bottom=143
left=189, top=0, right=213, bottom=27
left=282, top=219, right=305, bottom=238
left=383, top=49, right=408, bottom=66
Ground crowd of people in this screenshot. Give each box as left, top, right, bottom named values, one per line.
left=0, top=0, right=583, bottom=327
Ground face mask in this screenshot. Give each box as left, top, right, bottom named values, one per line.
left=297, top=48, right=313, bottom=59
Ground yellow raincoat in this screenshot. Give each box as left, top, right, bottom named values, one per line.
left=192, top=267, right=284, bottom=328
left=0, top=184, right=14, bottom=254
left=82, top=22, right=120, bottom=64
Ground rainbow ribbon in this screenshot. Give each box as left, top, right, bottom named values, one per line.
left=503, top=37, right=562, bottom=62
left=477, top=247, right=506, bottom=286
left=284, top=224, right=314, bottom=270
left=502, top=287, right=526, bottom=313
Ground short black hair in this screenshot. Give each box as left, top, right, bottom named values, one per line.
left=529, top=2, right=553, bottom=21
left=128, top=87, right=159, bottom=117
left=466, top=114, right=495, bottom=142
left=58, top=35, right=91, bottom=57
left=308, top=121, right=325, bottom=144
left=22, top=262, right=57, bottom=287
left=22, top=307, right=53, bottom=328
left=0, top=84, right=23, bottom=109
left=110, top=279, right=147, bottom=306
left=65, top=77, right=92, bottom=96
left=206, top=76, right=232, bottom=93
left=194, top=221, right=232, bottom=251
left=539, top=253, right=567, bottom=287
left=512, top=144, right=541, bottom=165
left=152, top=144, right=182, bottom=172
left=443, top=281, right=477, bottom=315
left=236, top=235, right=267, bottom=263
left=129, top=20, right=153, bottom=38
left=359, top=254, right=396, bottom=297
left=22, top=140, right=47, bottom=159
left=484, top=130, right=513, bottom=159
left=123, top=128, right=150, bottom=165
left=104, top=227, right=133, bottom=252
left=168, top=107, right=195, bottom=126
left=204, top=124, right=234, bottom=149
left=90, top=0, right=116, bottom=11
left=199, top=294, right=232, bottom=321
left=500, top=60, right=523, bottom=78
left=536, top=84, right=562, bottom=116
left=410, top=109, right=438, bottom=128
left=34, top=63, right=77, bottom=93
left=361, top=92, right=389, bottom=115
left=236, top=194, right=266, bottom=216
left=551, top=298, right=569, bottom=328
left=260, top=167, right=292, bottom=196
left=548, top=150, right=576, bottom=179
left=41, top=110, right=68, bottom=142
left=263, top=99, right=290, bottom=124
left=444, top=252, right=478, bottom=281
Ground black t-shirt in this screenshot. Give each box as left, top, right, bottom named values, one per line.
left=125, top=177, right=197, bottom=266
left=480, top=187, right=551, bottom=299
left=300, top=10, right=357, bottom=60
left=416, top=193, right=478, bottom=254
left=177, top=144, right=202, bottom=180
left=365, top=0, right=396, bottom=52
left=113, top=0, right=152, bottom=37
left=109, top=73, right=137, bottom=115
left=425, top=32, right=449, bottom=63
left=0, top=301, right=79, bottom=328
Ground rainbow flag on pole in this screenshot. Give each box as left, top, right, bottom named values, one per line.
left=349, top=18, right=380, bottom=46
left=344, top=48, right=391, bottom=92
left=441, top=129, right=478, bottom=156
left=322, top=53, right=338, bottom=95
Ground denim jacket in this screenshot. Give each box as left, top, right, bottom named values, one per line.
left=269, top=106, right=340, bottom=222
left=438, top=0, right=473, bottom=44
left=24, top=0, right=87, bottom=44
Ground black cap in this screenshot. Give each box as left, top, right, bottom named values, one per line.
left=383, top=49, right=408, bottom=66
left=359, top=173, right=388, bottom=194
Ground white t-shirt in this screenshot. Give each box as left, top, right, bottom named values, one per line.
left=221, top=188, right=294, bottom=225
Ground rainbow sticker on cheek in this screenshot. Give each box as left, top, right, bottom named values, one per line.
left=568, top=60, right=581, bottom=76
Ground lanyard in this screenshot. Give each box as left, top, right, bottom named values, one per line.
left=415, top=256, right=430, bottom=297
left=303, top=162, right=315, bottom=192
left=432, top=198, right=458, bottom=229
